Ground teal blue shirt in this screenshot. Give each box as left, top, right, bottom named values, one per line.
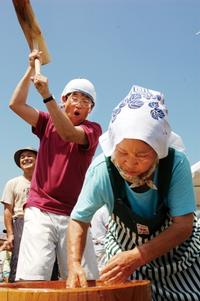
left=71, top=150, right=196, bottom=223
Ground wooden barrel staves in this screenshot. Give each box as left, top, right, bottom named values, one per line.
left=0, top=279, right=151, bottom=301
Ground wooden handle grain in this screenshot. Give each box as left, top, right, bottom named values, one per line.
left=12, top=0, right=51, bottom=65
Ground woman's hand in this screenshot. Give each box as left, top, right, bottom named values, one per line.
left=100, top=247, right=145, bottom=284
left=66, top=261, right=88, bottom=288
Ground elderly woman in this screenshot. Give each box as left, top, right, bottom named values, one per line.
left=66, top=85, right=200, bottom=300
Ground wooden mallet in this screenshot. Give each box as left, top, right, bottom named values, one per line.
left=12, top=0, right=51, bottom=75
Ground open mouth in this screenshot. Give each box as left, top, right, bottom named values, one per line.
left=74, top=111, right=80, bottom=116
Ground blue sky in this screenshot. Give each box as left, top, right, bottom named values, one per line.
left=0, top=0, right=200, bottom=231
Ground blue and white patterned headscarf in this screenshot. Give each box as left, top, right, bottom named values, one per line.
left=99, top=85, right=171, bottom=159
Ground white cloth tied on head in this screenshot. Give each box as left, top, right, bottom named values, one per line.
left=100, top=85, right=181, bottom=159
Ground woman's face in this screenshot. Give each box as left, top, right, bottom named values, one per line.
left=112, top=139, right=157, bottom=178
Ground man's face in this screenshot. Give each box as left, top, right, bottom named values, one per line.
left=19, top=151, right=37, bottom=172
left=62, top=92, right=93, bottom=125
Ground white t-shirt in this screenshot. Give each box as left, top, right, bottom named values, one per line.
left=1, top=176, right=31, bottom=218
left=90, top=205, right=109, bottom=252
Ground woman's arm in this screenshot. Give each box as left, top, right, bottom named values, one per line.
left=100, top=213, right=193, bottom=283
left=139, top=213, right=193, bottom=262
left=66, top=219, right=90, bottom=288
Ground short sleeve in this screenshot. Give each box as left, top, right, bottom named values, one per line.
left=167, top=151, right=196, bottom=216
left=70, top=154, right=114, bottom=223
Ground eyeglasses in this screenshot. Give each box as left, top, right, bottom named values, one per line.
left=70, top=95, right=92, bottom=108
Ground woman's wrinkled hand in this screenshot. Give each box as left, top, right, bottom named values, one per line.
left=66, top=262, right=88, bottom=288
left=100, top=247, right=145, bottom=284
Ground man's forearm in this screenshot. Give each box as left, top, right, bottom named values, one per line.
left=4, top=207, right=13, bottom=236
left=9, top=66, right=34, bottom=108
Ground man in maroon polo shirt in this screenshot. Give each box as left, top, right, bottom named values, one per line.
left=9, top=49, right=102, bottom=281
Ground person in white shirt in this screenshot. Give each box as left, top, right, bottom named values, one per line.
left=1, top=147, right=37, bottom=282
left=90, top=205, right=109, bottom=271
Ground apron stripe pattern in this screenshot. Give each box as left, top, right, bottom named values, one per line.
left=105, top=215, right=200, bottom=301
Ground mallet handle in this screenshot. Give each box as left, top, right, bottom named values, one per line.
left=33, top=40, right=41, bottom=75
left=34, top=58, right=41, bottom=75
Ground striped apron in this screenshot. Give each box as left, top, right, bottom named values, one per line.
left=105, top=213, right=200, bottom=301
left=104, top=152, right=200, bottom=300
